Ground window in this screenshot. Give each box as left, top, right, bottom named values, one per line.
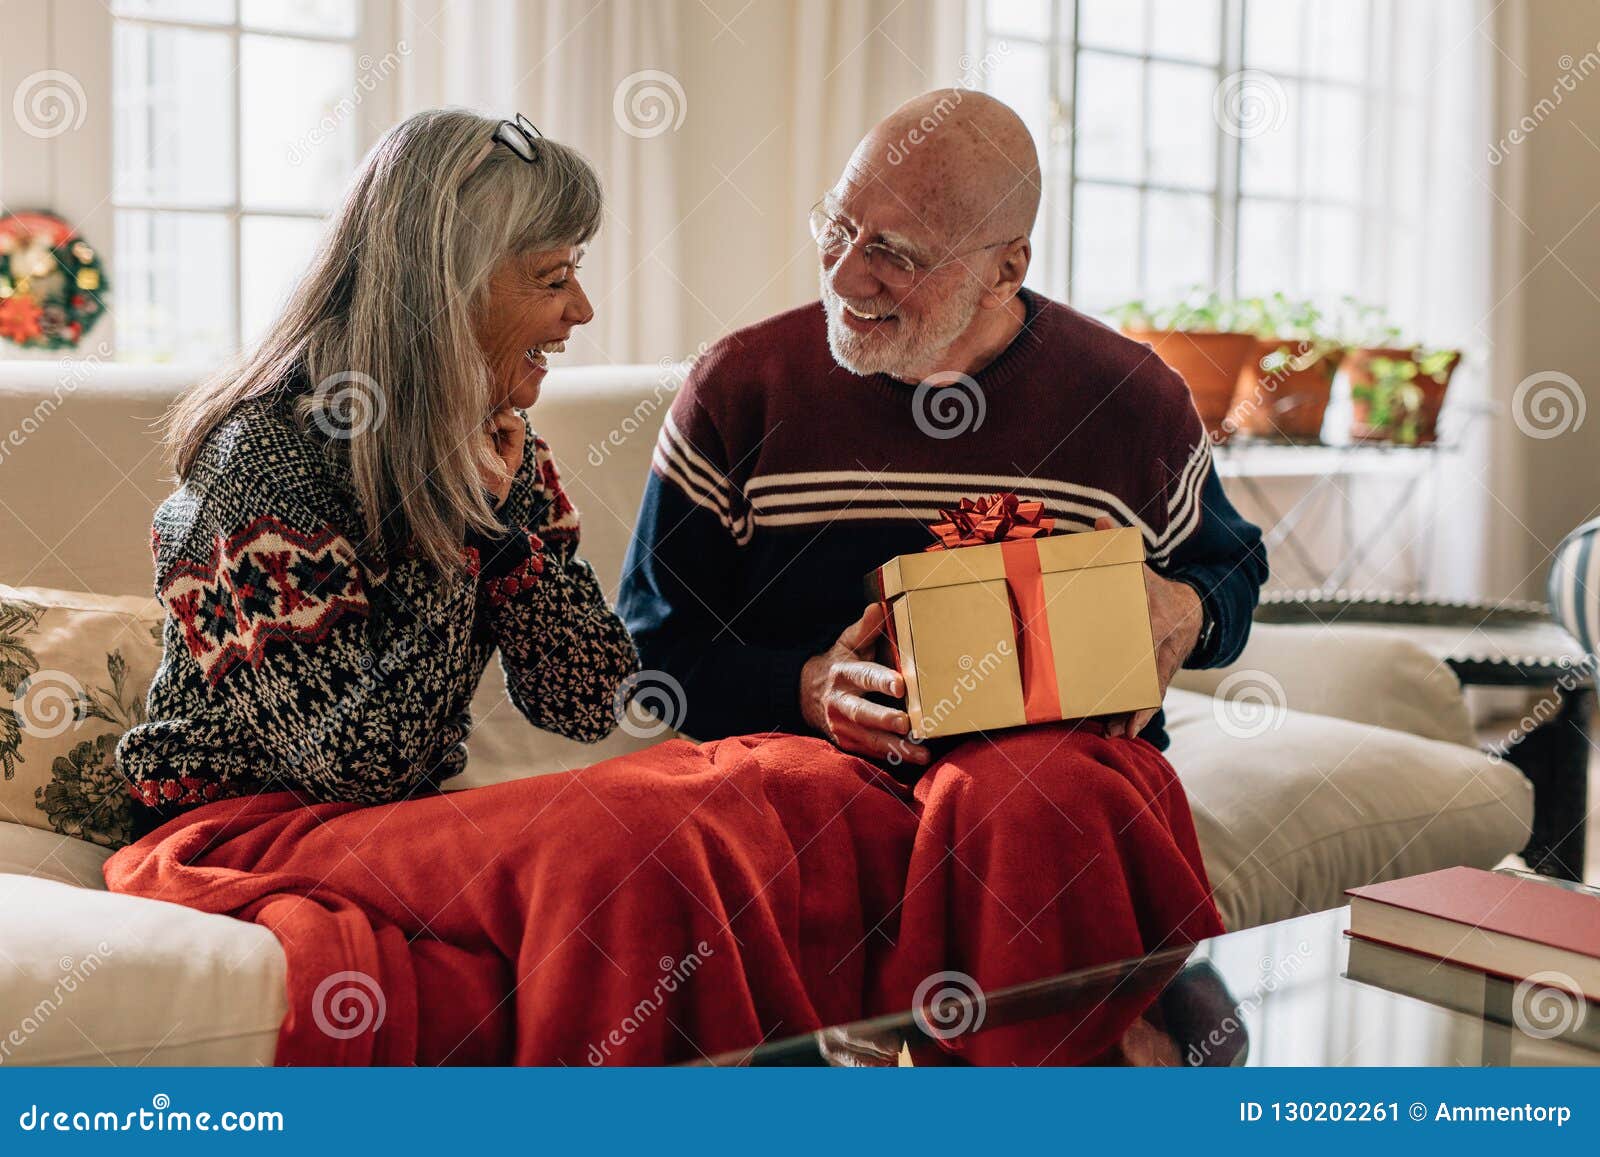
left=975, top=0, right=1421, bottom=315
left=109, top=0, right=371, bottom=361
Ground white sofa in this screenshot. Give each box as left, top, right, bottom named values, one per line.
left=0, top=362, right=1533, bottom=1065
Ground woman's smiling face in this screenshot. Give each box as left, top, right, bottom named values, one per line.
left=475, top=245, right=595, bottom=411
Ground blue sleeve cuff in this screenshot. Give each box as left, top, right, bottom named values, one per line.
left=1167, top=567, right=1228, bottom=669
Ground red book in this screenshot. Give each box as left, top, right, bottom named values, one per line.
left=1346, top=866, right=1600, bottom=1000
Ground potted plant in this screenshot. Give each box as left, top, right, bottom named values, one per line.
left=1335, top=298, right=1463, bottom=443
left=1350, top=348, right=1465, bottom=444
left=1223, top=294, right=1344, bottom=443
left=1110, top=288, right=1257, bottom=442
left=1345, top=346, right=1462, bottom=444
left=1349, top=356, right=1425, bottom=443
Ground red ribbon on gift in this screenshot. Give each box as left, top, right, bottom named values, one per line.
left=923, top=492, right=1056, bottom=552
left=923, top=492, right=1063, bottom=726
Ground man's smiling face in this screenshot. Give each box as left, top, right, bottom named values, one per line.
left=817, top=167, right=987, bottom=383
left=814, top=90, right=1040, bottom=384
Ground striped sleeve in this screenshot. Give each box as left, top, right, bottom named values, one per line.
left=1150, top=433, right=1212, bottom=565
left=1148, top=388, right=1268, bottom=669
left=619, top=389, right=815, bottom=738
left=650, top=404, right=752, bottom=544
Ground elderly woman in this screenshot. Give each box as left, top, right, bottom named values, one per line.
left=107, top=109, right=1219, bottom=1068
left=116, top=111, right=632, bottom=826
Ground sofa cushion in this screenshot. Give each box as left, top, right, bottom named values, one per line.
left=0, top=867, right=286, bottom=1065
left=0, top=814, right=115, bottom=887
left=458, top=684, right=669, bottom=787
left=0, top=585, right=164, bottom=849
left=0, top=821, right=285, bottom=1066
left=1165, top=688, right=1533, bottom=931
left=1171, top=622, right=1477, bottom=747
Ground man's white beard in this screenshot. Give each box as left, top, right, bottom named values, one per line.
left=820, top=272, right=983, bottom=380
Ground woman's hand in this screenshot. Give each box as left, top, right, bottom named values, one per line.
left=481, top=409, right=526, bottom=508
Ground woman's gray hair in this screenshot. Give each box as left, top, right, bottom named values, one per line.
left=167, top=107, right=603, bottom=572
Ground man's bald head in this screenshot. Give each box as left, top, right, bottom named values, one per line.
left=818, top=90, right=1039, bottom=382
left=849, top=89, right=1041, bottom=246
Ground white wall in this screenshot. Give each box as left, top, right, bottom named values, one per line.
left=1491, top=0, right=1600, bottom=599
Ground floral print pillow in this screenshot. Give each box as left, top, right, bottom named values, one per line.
left=0, top=585, right=163, bottom=849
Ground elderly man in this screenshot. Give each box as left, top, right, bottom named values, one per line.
left=619, top=90, right=1266, bottom=1049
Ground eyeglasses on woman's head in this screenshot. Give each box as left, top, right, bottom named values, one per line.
left=493, top=113, right=545, bottom=164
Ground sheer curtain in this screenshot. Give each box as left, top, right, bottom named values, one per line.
left=382, top=0, right=966, bottom=364
left=1253, top=0, right=1499, bottom=599
left=387, top=0, right=689, bottom=365
left=1370, top=0, right=1500, bottom=600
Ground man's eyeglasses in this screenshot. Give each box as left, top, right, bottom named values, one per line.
left=808, top=200, right=1015, bottom=289
left=493, top=113, right=545, bottom=164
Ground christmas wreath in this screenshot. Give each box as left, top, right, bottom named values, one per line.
left=0, top=211, right=108, bottom=350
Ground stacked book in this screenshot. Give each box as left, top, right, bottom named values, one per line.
left=1345, top=866, right=1599, bottom=1051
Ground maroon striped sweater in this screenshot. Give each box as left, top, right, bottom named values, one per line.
left=618, top=288, right=1268, bottom=744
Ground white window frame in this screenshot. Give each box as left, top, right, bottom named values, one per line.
left=972, top=0, right=1394, bottom=310
left=0, top=0, right=400, bottom=359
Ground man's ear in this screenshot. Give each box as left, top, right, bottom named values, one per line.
left=979, top=238, right=1030, bottom=310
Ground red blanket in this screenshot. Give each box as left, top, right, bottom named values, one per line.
left=104, top=727, right=1222, bottom=1065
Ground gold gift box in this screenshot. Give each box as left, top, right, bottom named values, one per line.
left=869, top=526, right=1161, bottom=741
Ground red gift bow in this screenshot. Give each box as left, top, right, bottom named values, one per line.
left=925, top=492, right=1056, bottom=552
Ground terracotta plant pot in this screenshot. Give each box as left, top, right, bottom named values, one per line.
left=1122, top=329, right=1257, bottom=442
left=1344, top=345, right=1414, bottom=443
left=1343, top=347, right=1461, bottom=444
left=1224, top=339, right=1343, bottom=443
left=1413, top=352, right=1461, bottom=442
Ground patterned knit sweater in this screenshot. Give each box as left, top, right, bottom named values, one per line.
left=116, top=390, right=638, bottom=839
left=618, top=288, right=1268, bottom=748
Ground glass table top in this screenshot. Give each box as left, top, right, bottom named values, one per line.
left=706, top=906, right=1600, bottom=1067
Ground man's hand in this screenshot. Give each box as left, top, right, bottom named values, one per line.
left=1094, top=516, right=1203, bottom=739
left=800, top=603, right=930, bottom=766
